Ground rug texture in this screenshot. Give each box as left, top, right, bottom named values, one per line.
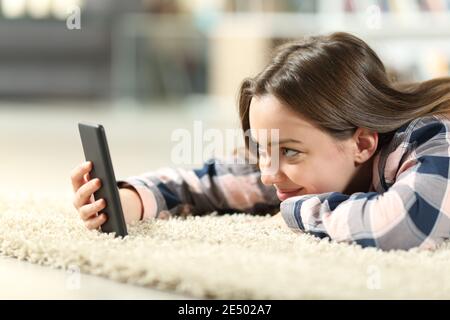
left=1, top=192, right=450, bottom=299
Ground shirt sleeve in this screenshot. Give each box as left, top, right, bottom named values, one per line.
left=117, top=157, right=280, bottom=220
left=280, top=131, right=450, bottom=251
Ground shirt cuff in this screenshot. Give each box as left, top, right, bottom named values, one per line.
left=117, top=177, right=163, bottom=220
left=280, top=197, right=305, bottom=232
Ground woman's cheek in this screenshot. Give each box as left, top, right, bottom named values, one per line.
left=285, top=168, right=308, bottom=187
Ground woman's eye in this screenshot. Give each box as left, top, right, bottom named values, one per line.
left=281, top=148, right=300, bottom=157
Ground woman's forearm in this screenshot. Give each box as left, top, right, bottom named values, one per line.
left=118, top=187, right=143, bottom=223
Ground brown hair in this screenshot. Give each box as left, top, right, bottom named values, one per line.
left=238, top=32, right=450, bottom=155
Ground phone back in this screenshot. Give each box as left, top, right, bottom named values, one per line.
left=78, top=122, right=128, bottom=237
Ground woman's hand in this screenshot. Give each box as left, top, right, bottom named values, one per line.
left=71, top=161, right=107, bottom=230
left=71, top=162, right=144, bottom=230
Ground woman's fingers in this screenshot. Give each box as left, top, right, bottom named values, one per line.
left=71, top=161, right=92, bottom=192
left=71, top=162, right=109, bottom=231
left=72, top=178, right=102, bottom=209
left=79, top=198, right=106, bottom=221
left=85, top=213, right=108, bottom=230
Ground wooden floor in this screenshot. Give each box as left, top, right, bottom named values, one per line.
left=0, top=256, right=193, bottom=299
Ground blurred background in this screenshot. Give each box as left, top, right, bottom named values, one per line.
left=1, top=0, right=450, bottom=195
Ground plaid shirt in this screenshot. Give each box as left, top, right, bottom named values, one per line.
left=118, top=115, right=450, bottom=251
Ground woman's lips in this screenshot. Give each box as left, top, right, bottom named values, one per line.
left=276, top=188, right=303, bottom=201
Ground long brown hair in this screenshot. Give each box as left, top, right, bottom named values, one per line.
left=238, top=32, right=450, bottom=154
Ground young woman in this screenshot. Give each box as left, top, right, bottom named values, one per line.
left=71, top=32, right=450, bottom=251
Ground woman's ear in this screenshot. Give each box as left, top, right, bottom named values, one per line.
left=352, top=128, right=378, bottom=164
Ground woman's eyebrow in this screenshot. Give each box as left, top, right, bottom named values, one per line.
left=269, top=138, right=303, bottom=146
left=249, top=137, right=303, bottom=146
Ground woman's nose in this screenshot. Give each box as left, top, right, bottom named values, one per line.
left=260, top=166, right=284, bottom=186
left=258, top=154, right=283, bottom=185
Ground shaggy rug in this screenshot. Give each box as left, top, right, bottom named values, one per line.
left=1, top=192, right=450, bottom=299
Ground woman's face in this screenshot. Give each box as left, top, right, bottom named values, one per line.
left=249, top=94, right=367, bottom=201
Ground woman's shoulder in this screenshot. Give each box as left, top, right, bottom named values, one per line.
left=376, top=114, right=450, bottom=190
left=387, top=114, right=450, bottom=151
left=404, top=114, right=450, bottom=144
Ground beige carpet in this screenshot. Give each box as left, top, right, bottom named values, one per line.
left=1, top=192, right=450, bottom=299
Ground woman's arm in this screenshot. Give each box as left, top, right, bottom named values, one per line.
left=117, top=157, right=280, bottom=221
left=118, top=187, right=143, bottom=223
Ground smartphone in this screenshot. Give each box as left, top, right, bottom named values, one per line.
left=78, top=122, right=128, bottom=237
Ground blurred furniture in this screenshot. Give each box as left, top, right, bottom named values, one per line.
left=111, top=14, right=208, bottom=102
left=0, top=0, right=143, bottom=100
